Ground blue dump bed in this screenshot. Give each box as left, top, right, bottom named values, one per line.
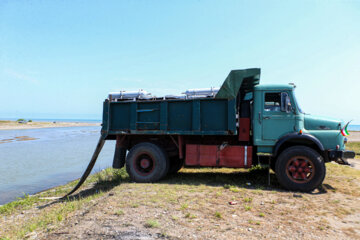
left=102, top=98, right=237, bottom=136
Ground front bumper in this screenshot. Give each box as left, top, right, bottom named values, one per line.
left=328, top=150, right=356, bottom=160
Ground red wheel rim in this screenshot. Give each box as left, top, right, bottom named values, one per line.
left=285, top=156, right=315, bottom=184
left=133, top=153, right=155, bottom=176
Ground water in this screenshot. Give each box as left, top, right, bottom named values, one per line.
left=349, top=125, right=360, bottom=131
left=0, top=126, right=115, bottom=205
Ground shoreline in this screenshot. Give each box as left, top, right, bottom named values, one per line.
left=0, top=120, right=100, bottom=130
left=1, top=120, right=359, bottom=140
left=1, top=165, right=360, bottom=239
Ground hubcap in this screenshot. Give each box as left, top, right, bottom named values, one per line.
left=134, top=153, right=155, bottom=176
left=285, top=156, right=315, bottom=183
left=140, top=158, right=150, bottom=169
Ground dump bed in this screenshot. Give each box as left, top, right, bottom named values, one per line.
left=101, top=68, right=260, bottom=138
left=102, top=98, right=237, bottom=136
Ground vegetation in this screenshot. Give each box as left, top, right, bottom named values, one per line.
left=0, top=143, right=358, bottom=239
left=347, top=142, right=360, bottom=156
left=214, top=211, right=222, bottom=219
left=144, top=219, right=159, bottom=228
left=0, top=194, right=41, bottom=215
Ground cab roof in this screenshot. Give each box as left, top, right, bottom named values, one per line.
left=254, top=84, right=295, bottom=91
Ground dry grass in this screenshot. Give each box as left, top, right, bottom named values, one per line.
left=347, top=142, right=360, bottom=156
left=0, top=143, right=359, bottom=239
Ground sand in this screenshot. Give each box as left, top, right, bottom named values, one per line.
left=348, top=131, right=360, bottom=142
left=0, top=120, right=100, bottom=130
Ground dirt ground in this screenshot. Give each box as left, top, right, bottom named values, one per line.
left=1, top=162, right=359, bottom=240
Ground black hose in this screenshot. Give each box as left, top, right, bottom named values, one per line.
left=61, top=136, right=106, bottom=199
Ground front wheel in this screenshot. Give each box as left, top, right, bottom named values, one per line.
left=275, top=146, right=325, bottom=192
left=126, top=142, right=169, bottom=183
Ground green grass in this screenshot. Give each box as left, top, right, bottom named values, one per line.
left=214, top=211, right=222, bottom=219
left=144, top=219, right=159, bottom=228
left=0, top=194, right=42, bottom=215
left=115, top=210, right=124, bottom=216
left=180, top=203, right=189, bottom=210
left=244, top=205, right=252, bottom=211
left=243, top=197, right=252, bottom=203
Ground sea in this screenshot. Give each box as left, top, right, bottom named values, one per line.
left=348, top=124, right=360, bottom=131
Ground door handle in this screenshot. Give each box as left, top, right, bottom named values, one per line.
left=258, top=112, right=261, bottom=124
left=263, top=116, right=270, bottom=120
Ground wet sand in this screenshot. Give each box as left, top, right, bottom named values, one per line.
left=0, top=121, right=100, bottom=130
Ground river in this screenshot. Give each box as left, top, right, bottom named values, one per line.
left=0, top=126, right=115, bottom=205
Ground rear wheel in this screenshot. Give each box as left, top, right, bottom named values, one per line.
left=126, top=142, right=169, bottom=183
left=275, top=146, right=325, bottom=192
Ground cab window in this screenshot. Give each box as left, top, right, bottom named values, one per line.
left=264, top=92, right=281, bottom=112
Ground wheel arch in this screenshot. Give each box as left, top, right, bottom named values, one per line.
left=273, top=133, right=325, bottom=160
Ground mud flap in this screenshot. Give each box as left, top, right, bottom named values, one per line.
left=112, top=145, right=126, bottom=169
left=336, top=158, right=350, bottom=165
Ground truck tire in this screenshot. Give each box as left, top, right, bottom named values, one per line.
left=168, top=157, right=184, bottom=175
left=275, top=146, right=325, bottom=192
left=126, top=142, right=169, bottom=183
left=112, top=146, right=126, bottom=169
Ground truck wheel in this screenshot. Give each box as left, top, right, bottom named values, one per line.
left=168, top=157, right=184, bottom=175
left=126, top=142, right=169, bottom=183
left=275, top=146, right=325, bottom=192
left=112, top=146, right=126, bottom=169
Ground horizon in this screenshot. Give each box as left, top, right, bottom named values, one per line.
left=1, top=1, right=359, bottom=124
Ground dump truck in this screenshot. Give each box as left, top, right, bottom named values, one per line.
left=65, top=68, right=355, bottom=197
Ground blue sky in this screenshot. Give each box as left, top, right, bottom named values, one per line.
left=0, top=0, right=359, bottom=123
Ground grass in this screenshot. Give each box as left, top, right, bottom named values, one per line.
left=243, top=197, right=252, bottom=203
left=180, top=203, right=189, bottom=210
left=0, top=168, right=127, bottom=239
left=115, top=209, right=124, bottom=215
left=0, top=194, right=42, bottom=215
left=347, top=142, right=360, bottom=156
left=1, top=152, right=359, bottom=239
left=244, top=205, right=252, bottom=211
left=214, top=211, right=222, bottom=219
left=144, top=219, right=159, bottom=228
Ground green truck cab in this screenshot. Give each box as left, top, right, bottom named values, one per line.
left=100, top=68, right=355, bottom=192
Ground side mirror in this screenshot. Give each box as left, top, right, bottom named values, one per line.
left=281, top=92, right=291, bottom=113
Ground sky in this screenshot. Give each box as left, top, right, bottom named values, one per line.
left=0, top=0, right=359, bottom=123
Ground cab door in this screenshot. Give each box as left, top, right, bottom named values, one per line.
left=262, top=91, right=295, bottom=141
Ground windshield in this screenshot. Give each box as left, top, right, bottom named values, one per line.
left=293, top=90, right=304, bottom=113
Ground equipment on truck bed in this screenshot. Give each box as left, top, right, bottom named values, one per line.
left=109, top=90, right=152, bottom=101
